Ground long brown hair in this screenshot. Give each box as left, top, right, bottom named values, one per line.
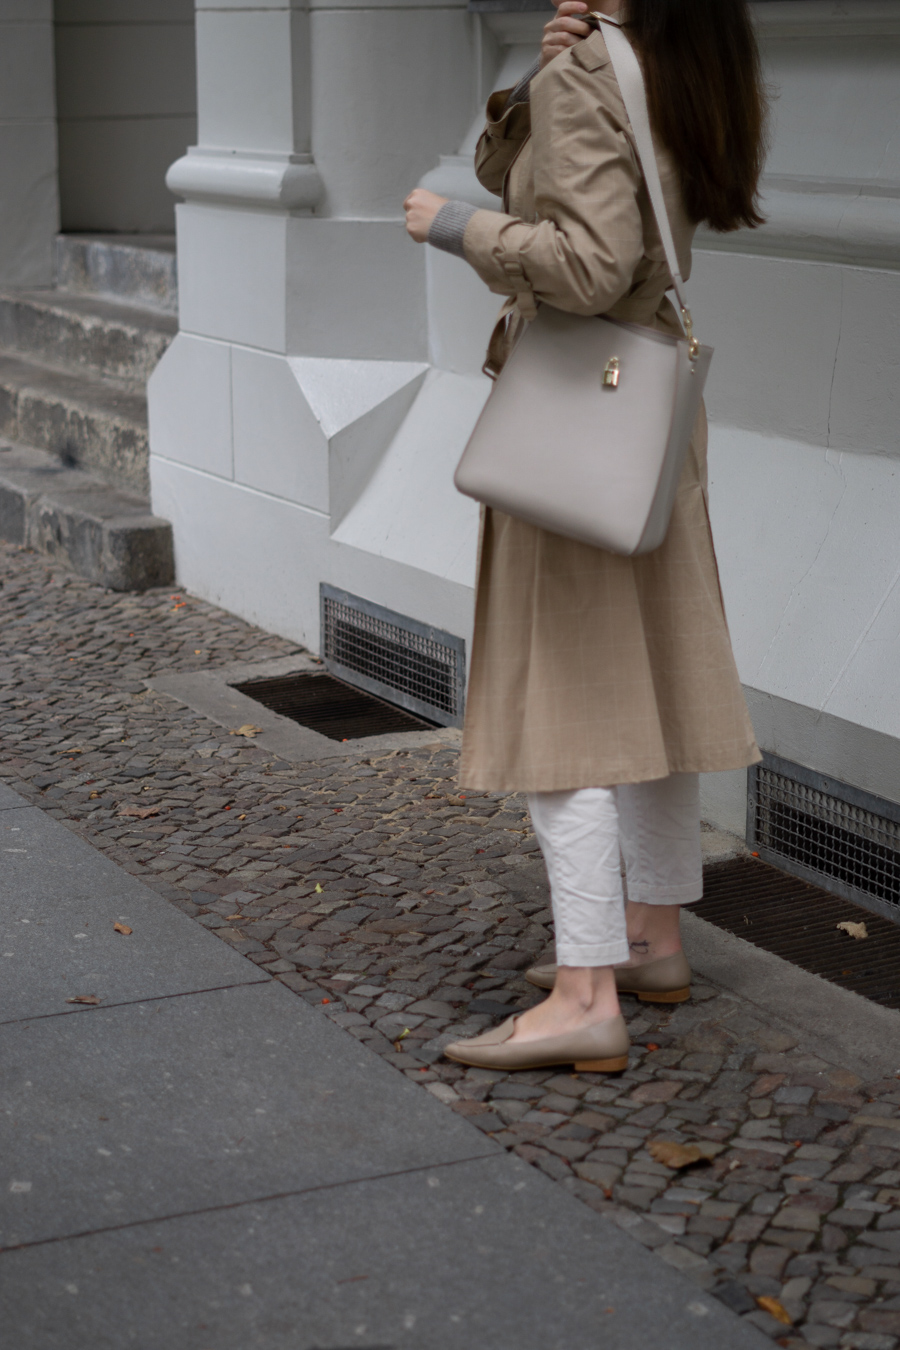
left=625, top=0, right=768, bottom=232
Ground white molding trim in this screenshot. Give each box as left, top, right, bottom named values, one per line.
left=751, top=0, right=900, bottom=37
left=166, top=149, right=324, bottom=212
left=697, top=178, right=900, bottom=270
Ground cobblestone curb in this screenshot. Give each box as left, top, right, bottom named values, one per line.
left=3, top=539, right=900, bottom=1349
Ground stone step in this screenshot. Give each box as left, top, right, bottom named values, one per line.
left=56, top=233, right=177, bottom=314
left=0, top=352, right=148, bottom=497
left=0, top=439, right=173, bottom=591
left=0, top=289, right=176, bottom=385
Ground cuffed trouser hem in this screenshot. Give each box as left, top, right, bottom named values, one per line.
left=555, top=940, right=631, bottom=968
left=528, top=776, right=701, bottom=962
left=626, top=881, right=702, bottom=906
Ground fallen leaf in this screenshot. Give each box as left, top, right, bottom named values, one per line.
left=66, top=995, right=100, bottom=1005
left=118, top=804, right=159, bottom=819
left=113, top=923, right=132, bottom=936
left=238, top=814, right=246, bottom=820
left=229, top=725, right=263, bottom=738
left=89, top=791, right=101, bottom=799
left=647, top=1140, right=725, bottom=1169
left=756, top=1296, right=792, bottom=1325
left=837, top=920, right=868, bottom=940
left=315, top=883, right=323, bottom=894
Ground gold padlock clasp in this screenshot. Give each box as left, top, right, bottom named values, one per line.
left=603, top=357, right=620, bottom=388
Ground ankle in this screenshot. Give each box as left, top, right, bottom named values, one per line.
left=625, top=902, right=682, bottom=960
left=555, top=966, right=620, bottom=1020
left=626, top=935, right=682, bottom=962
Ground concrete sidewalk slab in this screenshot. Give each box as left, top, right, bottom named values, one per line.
left=0, top=980, right=496, bottom=1249
left=0, top=783, right=28, bottom=810
left=684, top=909, right=900, bottom=1080
left=0, top=806, right=263, bottom=1022
left=0, top=1155, right=770, bottom=1350
left=0, top=788, right=769, bottom=1350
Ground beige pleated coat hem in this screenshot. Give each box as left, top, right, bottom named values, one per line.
left=454, top=28, right=760, bottom=794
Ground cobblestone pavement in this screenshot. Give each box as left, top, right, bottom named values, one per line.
left=3, top=538, right=900, bottom=1350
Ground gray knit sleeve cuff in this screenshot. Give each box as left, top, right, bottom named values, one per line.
left=427, top=200, right=478, bottom=259
left=506, top=57, right=542, bottom=108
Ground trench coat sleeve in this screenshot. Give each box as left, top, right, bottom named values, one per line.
left=473, top=90, right=532, bottom=198
left=463, top=45, right=646, bottom=317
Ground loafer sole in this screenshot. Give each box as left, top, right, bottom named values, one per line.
left=444, top=1047, right=629, bottom=1073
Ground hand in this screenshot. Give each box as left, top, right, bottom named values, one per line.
left=403, top=188, right=448, bottom=243
left=541, top=0, right=592, bottom=69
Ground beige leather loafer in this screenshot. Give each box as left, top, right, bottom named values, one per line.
left=443, top=1013, right=629, bottom=1072
left=525, top=951, right=692, bottom=1003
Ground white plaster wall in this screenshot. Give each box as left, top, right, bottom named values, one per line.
left=153, top=0, right=497, bottom=661
left=285, top=218, right=428, bottom=360
left=55, top=0, right=196, bottom=232
left=690, top=251, right=900, bottom=457
left=760, top=32, right=900, bottom=185
left=310, top=2, right=474, bottom=218
left=690, top=4, right=900, bottom=822
left=176, top=203, right=290, bottom=351
left=196, top=4, right=308, bottom=153
left=707, top=424, right=900, bottom=740
left=149, top=456, right=475, bottom=653
left=0, top=0, right=58, bottom=286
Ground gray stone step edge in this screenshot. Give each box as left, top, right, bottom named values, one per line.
left=56, top=234, right=177, bottom=315
left=0, top=290, right=176, bottom=386
left=0, top=442, right=173, bottom=591
left=0, top=352, right=149, bottom=497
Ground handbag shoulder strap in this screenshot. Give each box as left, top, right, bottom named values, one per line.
left=594, top=15, right=697, bottom=348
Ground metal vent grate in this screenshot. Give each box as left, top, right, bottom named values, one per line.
left=696, top=857, right=900, bottom=1010
left=232, top=672, right=436, bottom=742
left=749, top=753, right=900, bottom=923
left=320, top=585, right=465, bottom=728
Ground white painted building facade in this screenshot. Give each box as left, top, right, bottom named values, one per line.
left=5, top=0, right=900, bottom=858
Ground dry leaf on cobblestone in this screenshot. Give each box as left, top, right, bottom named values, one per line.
left=647, top=1140, right=725, bottom=1169
left=113, top=923, right=132, bottom=935
left=66, top=995, right=100, bottom=1005
left=229, top=725, right=263, bottom=737
left=756, top=1296, right=792, bottom=1325
left=837, top=920, right=868, bottom=940
left=117, top=804, right=159, bottom=819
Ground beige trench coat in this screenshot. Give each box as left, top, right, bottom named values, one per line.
left=457, top=27, right=759, bottom=792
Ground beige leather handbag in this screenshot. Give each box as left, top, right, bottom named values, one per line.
left=454, top=16, right=713, bottom=557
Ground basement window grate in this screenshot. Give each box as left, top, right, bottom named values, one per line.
left=320, top=585, right=466, bottom=728
left=231, top=672, right=437, bottom=742
left=695, top=856, right=900, bottom=1010
left=748, top=753, right=900, bottom=923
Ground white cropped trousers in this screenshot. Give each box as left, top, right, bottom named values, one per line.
left=527, top=774, right=702, bottom=968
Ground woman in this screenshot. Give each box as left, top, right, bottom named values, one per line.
left=403, top=0, right=766, bottom=1072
